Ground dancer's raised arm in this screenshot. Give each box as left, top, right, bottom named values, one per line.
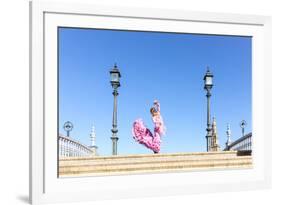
left=153, top=100, right=160, bottom=112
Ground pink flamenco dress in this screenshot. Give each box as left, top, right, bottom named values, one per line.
left=132, top=100, right=166, bottom=153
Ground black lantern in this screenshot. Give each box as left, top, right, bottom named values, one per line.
left=204, top=68, right=213, bottom=90
left=110, top=64, right=121, bottom=88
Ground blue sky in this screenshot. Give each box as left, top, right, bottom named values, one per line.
left=59, top=28, right=252, bottom=156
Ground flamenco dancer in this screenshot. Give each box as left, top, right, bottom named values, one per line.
left=132, top=100, right=166, bottom=154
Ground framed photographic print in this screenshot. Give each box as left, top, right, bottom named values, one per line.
left=30, top=0, right=272, bottom=204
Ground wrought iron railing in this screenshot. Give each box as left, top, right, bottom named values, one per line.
left=225, top=132, right=252, bottom=151
left=58, top=134, right=93, bottom=157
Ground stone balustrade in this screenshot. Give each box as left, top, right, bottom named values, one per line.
left=58, top=134, right=94, bottom=158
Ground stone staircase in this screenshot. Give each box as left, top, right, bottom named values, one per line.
left=59, top=151, right=252, bottom=177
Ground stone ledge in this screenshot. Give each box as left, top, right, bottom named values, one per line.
left=59, top=151, right=252, bottom=177
left=60, top=156, right=252, bottom=167
left=60, top=165, right=253, bottom=177
left=60, top=151, right=238, bottom=161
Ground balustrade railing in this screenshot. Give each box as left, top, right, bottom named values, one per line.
left=58, top=134, right=93, bottom=157
left=225, top=132, right=252, bottom=152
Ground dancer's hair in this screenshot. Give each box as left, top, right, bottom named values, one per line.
left=150, top=107, right=159, bottom=117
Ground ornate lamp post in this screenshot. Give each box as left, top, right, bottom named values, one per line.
left=109, top=64, right=121, bottom=155
left=63, top=121, right=73, bottom=137
left=204, top=68, right=213, bottom=152
left=240, top=120, right=247, bottom=137
left=225, top=123, right=231, bottom=150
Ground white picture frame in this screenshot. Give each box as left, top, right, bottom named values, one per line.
left=30, top=0, right=272, bottom=204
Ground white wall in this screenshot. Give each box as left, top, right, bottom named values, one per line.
left=0, top=0, right=280, bottom=204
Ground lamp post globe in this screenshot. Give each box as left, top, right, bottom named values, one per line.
left=240, top=120, right=247, bottom=137
left=63, top=121, right=73, bottom=137
left=109, top=64, right=121, bottom=155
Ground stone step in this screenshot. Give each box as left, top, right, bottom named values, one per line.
left=59, top=151, right=252, bottom=177
left=60, top=155, right=251, bottom=167
left=63, top=164, right=253, bottom=177
left=59, top=157, right=251, bottom=174
left=59, top=151, right=240, bottom=167
left=60, top=151, right=238, bottom=162
left=60, top=161, right=252, bottom=176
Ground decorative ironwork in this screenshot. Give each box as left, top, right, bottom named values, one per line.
left=224, top=132, right=252, bottom=152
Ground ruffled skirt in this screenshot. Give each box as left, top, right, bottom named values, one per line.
left=132, top=119, right=162, bottom=153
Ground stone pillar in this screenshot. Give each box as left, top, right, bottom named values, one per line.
left=211, top=117, right=220, bottom=151
left=90, top=125, right=98, bottom=155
